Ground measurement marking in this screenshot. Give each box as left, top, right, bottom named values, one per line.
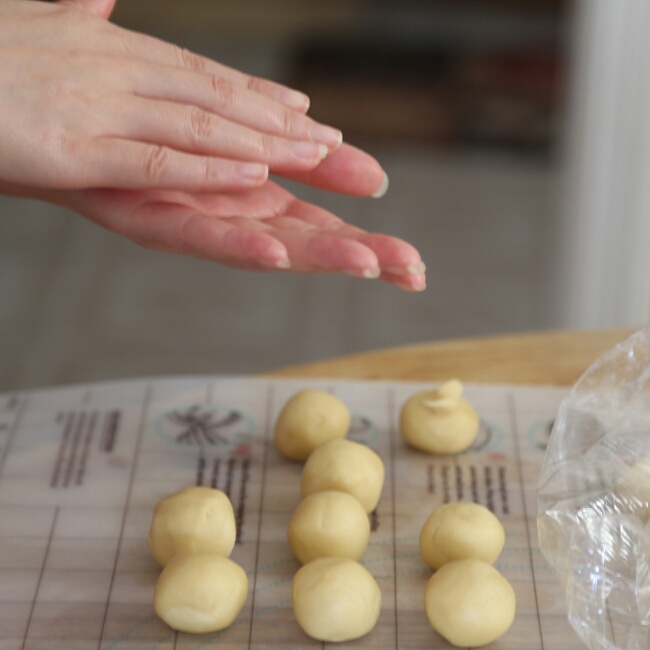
left=63, top=410, right=86, bottom=487
left=246, top=382, right=274, bottom=649
left=97, top=383, right=153, bottom=650
left=21, top=507, right=59, bottom=650
left=388, top=387, right=399, bottom=650
left=51, top=411, right=74, bottom=487
left=0, top=394, right=28, bottom=484
left=100, top=410, right=121, bottom=453
left=508, top=391, right=545, bottom=650
left=605, top=598, right=617, bottom=646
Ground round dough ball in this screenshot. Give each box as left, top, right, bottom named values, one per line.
left=301, top=438, right=385, bottom=513
left=425, top=559, right=516, bottom=647
left=148, top=486, right=236, bottom=567
left=274, top=389, right=351, bottom=461
left=292, top=557, right=382, bottom=642
left=288, top=491, right=370, bottom=564
left=154, top=554, right=248, bottom=634
left=419, top=502, right=505, bottom=569
left=400, top=380, right=479, bottom=455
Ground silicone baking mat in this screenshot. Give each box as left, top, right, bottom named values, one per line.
left=0, top=376, right=584, bottom=649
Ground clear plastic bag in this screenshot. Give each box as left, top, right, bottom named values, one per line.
left=538, top=328, right=650, bottom=650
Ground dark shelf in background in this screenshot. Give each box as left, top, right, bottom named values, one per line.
left=289, top=0, right=567, bottom=158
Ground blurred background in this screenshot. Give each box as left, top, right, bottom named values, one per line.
left=1, top=0, right=648, bottom=391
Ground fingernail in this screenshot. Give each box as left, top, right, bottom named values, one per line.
left=372, top=173, right=389, bottom=198
left=260, top=258, right=291, bottom=270
left=310, top=123, right=343, bottom=150
left=409, top=262, right=426, bottom=275
left=344, top=267, right=380, bottom=279
left=412, top=275, right=427, bottom=291
left=238, top=162, right=268, bottom=181
left=291, top=141, right=327, bottom=161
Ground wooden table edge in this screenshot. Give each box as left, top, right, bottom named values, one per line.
left=264, top=328, right=636, bottom=386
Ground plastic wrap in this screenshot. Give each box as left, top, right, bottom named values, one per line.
left=538, top=328, right=650, bottom=650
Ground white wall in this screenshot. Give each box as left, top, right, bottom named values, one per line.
left=550, top=0, right=650, bottom=328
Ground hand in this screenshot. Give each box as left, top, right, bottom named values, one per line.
left=0, top=0, right=345, bottom=194
left=48, top=143, right=426, bottom=291
left=1, top=0, right=425, bottom=290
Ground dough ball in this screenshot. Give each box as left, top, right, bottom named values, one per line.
left=400, top=380, right=479, bottom=455
left=148, top=486, right=236, bottom=567
left=419, top=502, right=505, bottom=569
left=425, top=559, right=516, bottom=647
left=274, top=389, right=351, bottom=461
left=301, top=438, right=385, bottom=513
left=615, top=457, right=650, bottom=521
left=154, top=554, right=248, bottom=634
left=292, top=557, right=382, bottom=642
left=288, top=491, right=370, bottom=564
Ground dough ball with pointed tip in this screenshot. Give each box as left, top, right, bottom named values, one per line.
left=400, top=380, right=479, bottom=455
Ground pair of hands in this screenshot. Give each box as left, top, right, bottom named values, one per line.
left=0, top=0, right=425, bottom=290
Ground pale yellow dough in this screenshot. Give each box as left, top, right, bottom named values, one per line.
left=419, top=502, right=505, bottom=569
left=301, top=438, right=385, bottom=513
left=147, top=486, right=236, bottom=567
left=154, top=554, right=248, bottom=634
left=274, top=389, right=351, bottom=461
left=292, top=557, right=382, bottom=642
left=400, top=380, right=479, bottom=455
left=288, top=491, right=370, bottom=564
left=424, top=559, right=516, bottom=647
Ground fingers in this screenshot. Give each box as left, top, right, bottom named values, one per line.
left=114, top=27, right=310, bottom=113
left=177, top=215, right=292, bottom=270
left=63, top=185, right=426, bottom=290
left=355, top=232, right=425, bottom=277
left=72, top=139, right=269, bottom=191
left=282, top=143, right=388, bottom=197
left=150, top=195, right=425, bottom=286
left=260, top=215, right=426, bottom=288
left=116, top=97, right=329, bottom=172
left=13, top=1, right=383, bottom=196
left=207, top=216, right=426, bottom=289
left=41, top=2, right=312, bottom=114
left=379, top=269, right=427, bottom=292
left=132, top=66, right=342, bottom=151
left=282, top=200, right=426, bottom=287
left=226, top=216, right=381, bottom=277
left=64, top=188, right=292, bottom=269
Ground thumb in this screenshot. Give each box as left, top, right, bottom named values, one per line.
left=58, top=0, right=117, bottom=20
